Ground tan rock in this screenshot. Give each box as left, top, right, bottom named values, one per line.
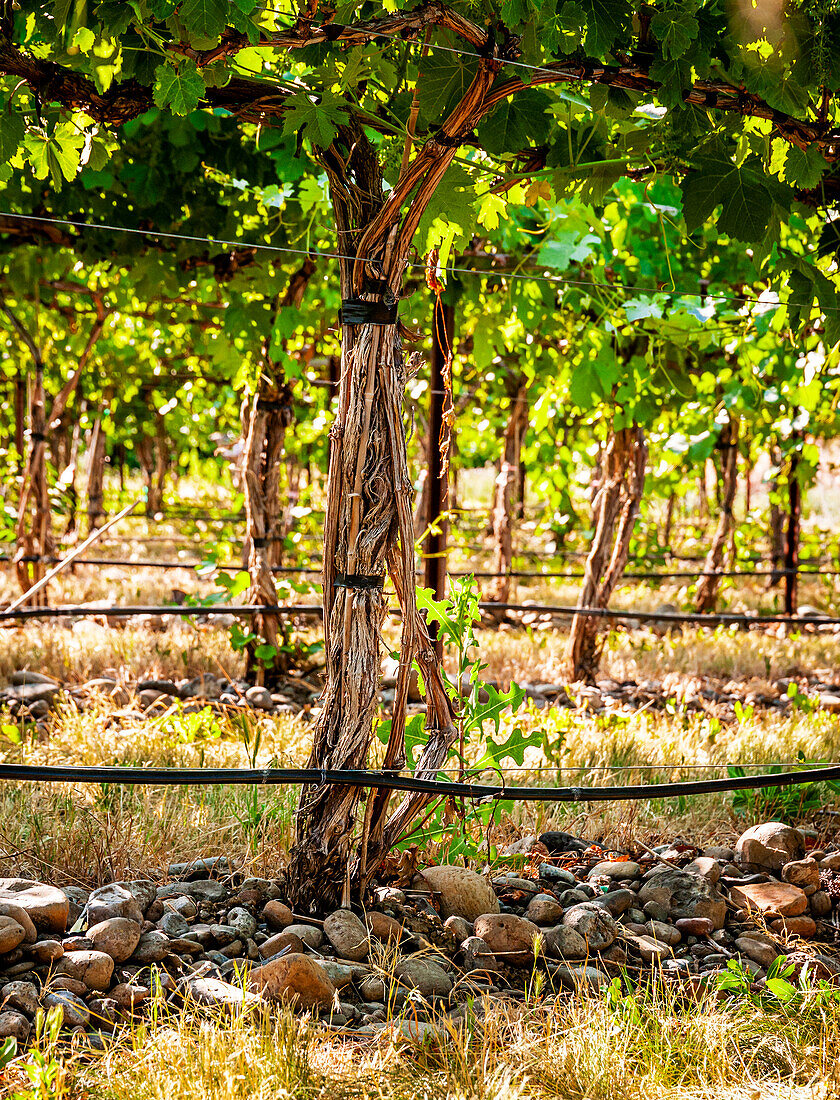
left=769, top=915, right=817, bottom=938
left=415, top=866, right=499, bottom=922
left=735, top=823, right=805, bottom=873
left=87, top=917, right=143, bottom=962
left=262, top=900, right=293, bottom=931
left=729, top=881, right=808, bottom=918
left=0, top=879, right=68, bottom=934
left=473, top=913, right=540, bottom=964
left=258, top=931, right=306, bottom=958
left=781, top=857, right=821, bottom=894
left=56, top=949, right=114, bottom=992
left=0, top=902, right=37, bottom=944
left=365, top=911, right=405, bottom=944
left=248, top=952, right=336, bottom=1009
left=0, top=916, right=25, bottom=955
left=735, top=935, right=779, bottom=966
left=323, top=909, right=369, bottom=961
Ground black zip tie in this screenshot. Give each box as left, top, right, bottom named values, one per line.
left=339, top=298, right=398, bottom=325
left=333, top=572, right=385, bottom=590
left=258, top=399, right=288, bottom=412
left=29, top=431, right=46, bottom=442
left=252, top=537, right=271, bottom=548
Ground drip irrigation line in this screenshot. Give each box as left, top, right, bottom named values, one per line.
left=3, top=554, right=838, bottom=582
left=2, top=601, right=840, bottom=628
left=0, top=211, right=808, bottom=311
left=1, top=760, right=840, bottom=801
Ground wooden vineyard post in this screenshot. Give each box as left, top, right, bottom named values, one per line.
left=422, top=299, right=454, bottom=651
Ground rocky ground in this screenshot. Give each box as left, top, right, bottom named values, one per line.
left=0, top=821, right=838, bottom=1049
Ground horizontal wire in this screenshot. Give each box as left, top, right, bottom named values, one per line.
left=2, top=601, right=840, bottom=626
left=0, top=211, right=803, bottom=310
left=1, top=760, right=839, bottom=801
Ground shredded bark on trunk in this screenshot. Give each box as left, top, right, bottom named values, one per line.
left=784, top=442, right=801, bottom=617
left=86, top=398, right=110, bottom=534
left=564, top=425, right=647, bottom=682
left=695, top=415, right=739, bottom=613
left=767, top=445, right=785, bottom=588
left=287, top=44, right=500, bottom=911
left=488, top=377, right=529, bottom=603
left=137, top=413, right=169, bottom=515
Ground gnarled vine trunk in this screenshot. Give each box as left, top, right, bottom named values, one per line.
left=86, top=394, right=111, bottom=535
left=565, top=425, right=647, bottom=682
left=287, top=36, right=500, bottom=910
left=242, top=259, right=315, bottom=683
left=489, top=376, right=529, bottom=603
left=137, top=413, right=169, bottom=515
left=695, top=415, right=739, bottom=613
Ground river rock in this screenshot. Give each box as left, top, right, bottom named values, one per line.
left=637, top=868, right=727, bottom=929
left=735, top=823, right=805, bottom=873
left=0, top=903, right=36, bottom=945
left=810, top=891, right=832, bottom=918
left=735, top=935, right=779, bottom=966
left=56, top=949, right=114, bottom=991
left=259, top=931, right=306, bottom=958
left=87, top=884, right=143, bottom=926
left=542, top=924, right=588, bottom=960
left=185, top=975, right=263, bottom=1014
left=625, top=933, right=671, bottom=963
left=324, top=910, right=369, bottom=961
left=525, top=893, right=564, bottom=925
left=1, top=981, right=38, bottom=1017
left=0, top=916, right=26, bottom=955
left=0, top=1009, right=30, bottom=1043
left=0, top=879, right=68, bottom=934
left=367, top=912, right=406, bottom=945
left=129, top=931, right=170, bottom=964
left=729, top=881, right=808, bottom=918
left=44, top=991, right=90, bottom=1029
left=28, top=940, right=63, bottom=964
left=551, top=964, right=610, bottom=991
left=415, top=866, right=499, bottom=921
left=562, top=903, right=617, bottom=951
left=587, top=861, right=641, bottom=881
left=285, top=924, right=323, bottom=949
left=460, top=936, right=499, bottom=972
left=249, top=953, right=336, bottom=1009
left=87, top=917, right=143, bottom=962
left=684, top=856, right=722, bottom=885
left=263, top=901, right=293, bottom=930
left=394, top=957, right=453, bottom=998
left=781, top=857, right=821, bottom=894
left=473, top=913, right=540, bottom=965
left=769, top=915, right=817, bottom=937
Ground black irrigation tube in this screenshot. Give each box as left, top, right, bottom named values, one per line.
left=3, top=556, right=839, bottom=581
left=1, top=760, right=840, bottom=801
left=2, top=601, right=840, bottom=627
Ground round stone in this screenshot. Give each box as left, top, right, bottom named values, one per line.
left=87, top=918, right=143, bottom=963
left=414, top=865, right=499, bottom=922
left=56, top=949, right=114, bottom=992
left=0, top=879, right=69, bottom=934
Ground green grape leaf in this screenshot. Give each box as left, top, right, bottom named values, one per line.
left=681, top=150, right=774, bottom=241
left=472, top=721, right=544, bottom=773
left=464, top=683, right=527, bottom=739
left=417, top=53, right=478, bottom=127
left=650, top=9, right=698, bottom=59
left=153, top=60, right=206, bottom=115
left=477, top=88, right=552, bottom=155
left=782, top=142, right=828, bottom=190
left=178, top=0, right=227, bottom=44
left=0, top=104, right=25, bottom=161
left=579, top=0, right=633, bottom=55
left=281, top=89, right=349, bottom=149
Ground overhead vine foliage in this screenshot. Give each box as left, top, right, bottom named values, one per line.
left=3, top=0, right=840, bottom=908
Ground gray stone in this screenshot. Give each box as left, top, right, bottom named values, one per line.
left=525, top=893, right=564, bottom=925
left=44, top=991, right=90, bottom=1029
left=644, top=920, right=680, bottom=946
left=626, top=933, right=671, bottom=962
left=460, top=936, right=499, bottom=972
left=323, top=910, right=369, bottom=962
left=637, top=868, right=727, bottom=930
left=684, top=857, right=722, bottom=885
left=542, top=924, right=588, bottom=960
left=587, top=861, right=641, bottom=881
left=10, top=671, right=58, bottom=687
left=550, top=964, right=610, bottom=992
left=158, top=880, right=227, bottom=904
left=86, top=918, right=143, bottom=963
left=87, top=884, right=143, bottom=926
left=313, top=960, right=358, bottom=990
left=735, top=935, right=779, bottom=967
left=61, top=887, right=89, bottom=925
left=359, top=975, right=387, bottom=1002
left=0, top=1009, right=30, bottom=1043
left=591, top=889, right=636, bottom=917
left=185, top=976, right=263, bottom=1014
left=781, top=857, right=821, bottom=894
left=228, top=908, right=257, bottom=940
left=394, top=957, right=453, bottom=998
left=167, top=856, right=228, bottom=880
left=442, top=916, right=472, bottom=946
left=129, top=931, right=170, bottom=964
left=562, top=903, right=617, bottom=951
left=810, top=890, right=832, bottom=918
left=1, top=981, right=38, bottom=1017
left=538, top=864, right=577, bottom=886
left=285, top=924, right=324, bottom=949
left=158, top=911, right=190, bottom=937
left=245, top=686, right=274, bottom=710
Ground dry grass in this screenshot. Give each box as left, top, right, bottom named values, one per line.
left=6, top=981, right=839, bottom=1100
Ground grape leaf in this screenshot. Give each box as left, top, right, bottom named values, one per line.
left=0, top=103, right=24, bottom=161
left=281, top=90, right=349, bottom=149
left=477, top=89, right=552, bottom=155
left=153, top=61, right=206, bottom=115
left=681, top=150, right=775, bottom=241
left=579, top=0, right=633, bottom=55
left=650, top=9, right=698, bottom=59
left=178, top=0, right=227, bottom=44
left=783, top=142, right=828, bottom=190
left=417, top=53, right=478, bottom=128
